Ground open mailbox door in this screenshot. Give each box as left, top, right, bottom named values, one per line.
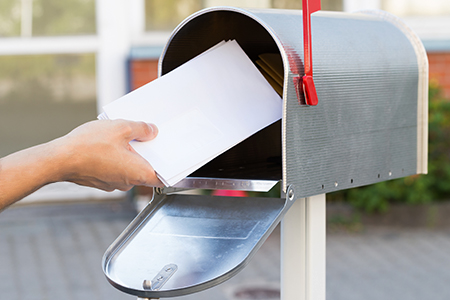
left=102, top=6, right=428, bottom=299
left=102, top=188, right=293, bottom=298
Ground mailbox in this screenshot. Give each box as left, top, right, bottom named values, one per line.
left=102, top=7, right=428, bottom=299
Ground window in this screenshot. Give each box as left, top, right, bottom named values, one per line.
left=144, top=0, right=343, bottom=32
left=0, top=0, right=98, bottom=157
left=145, top=0, right=202, bottom=31
left=0, top=0, right=21, bottom=37
left=0, top=0, right=123, bottom=201
left=0, top=0, right=95, bottom=37
left=381, top=0, right=450, bottom=16
left=0, top=53, right=97, bottom=157
left=272, top=0, right=342, bottom=10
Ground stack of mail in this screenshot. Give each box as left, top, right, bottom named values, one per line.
left=255, top=53, right=284, bottom=96
left=99, top=40, right=282, bottom=186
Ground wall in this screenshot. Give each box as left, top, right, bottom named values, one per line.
left=129, top=53, right=450, bottom=100
left=129, top=59, right=159, bottom=90
left=428, top=52, right=450, bottom=99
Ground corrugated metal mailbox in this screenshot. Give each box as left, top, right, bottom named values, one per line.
left=102, top=6, right=428, bottom=299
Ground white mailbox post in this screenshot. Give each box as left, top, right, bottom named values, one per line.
left=282, top=194, right=326, bottom=300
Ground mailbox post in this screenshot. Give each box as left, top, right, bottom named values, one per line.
left=282, top=194, right=326, bottom=300
left=101, top=6, right=428, bottom=300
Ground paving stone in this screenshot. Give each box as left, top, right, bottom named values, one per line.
left=1, top=201, right=450, bottom=300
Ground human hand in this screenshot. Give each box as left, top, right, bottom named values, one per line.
left=0, top=119, right=162, bottom=210
left=56, top=119, right=162, bottom=191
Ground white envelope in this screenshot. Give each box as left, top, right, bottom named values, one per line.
left=101, top=40, right=282, bottom=186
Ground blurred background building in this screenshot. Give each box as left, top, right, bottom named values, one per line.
left=0, top=0, right=449, bottom=203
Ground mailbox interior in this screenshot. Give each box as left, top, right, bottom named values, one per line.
left=160, top=10, right=284, bottom=185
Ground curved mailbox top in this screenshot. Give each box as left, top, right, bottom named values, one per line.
left=160, top=7, right=428, bottom=198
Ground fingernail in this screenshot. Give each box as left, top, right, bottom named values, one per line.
left=148, top=123, right=158, bottom=136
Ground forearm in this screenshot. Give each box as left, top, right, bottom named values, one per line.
left=0, top=120, right=160, bottom=211
left=0, top=139, right=69, bottom=210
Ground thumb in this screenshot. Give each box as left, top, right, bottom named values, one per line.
left=129, top=122, right=158, bottom=142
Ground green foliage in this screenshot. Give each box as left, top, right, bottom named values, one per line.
left=328, top=86, right=450, bottom=212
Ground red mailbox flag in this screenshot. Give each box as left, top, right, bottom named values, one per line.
left=302, top=0, right=321, bottom=106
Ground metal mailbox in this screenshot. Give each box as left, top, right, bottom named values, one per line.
left=102, top=6, right=428, bottom=299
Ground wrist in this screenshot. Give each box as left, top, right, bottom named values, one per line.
left=0, top=139, right=73, bottom=207
left=43, top=136, right=78, bottom=183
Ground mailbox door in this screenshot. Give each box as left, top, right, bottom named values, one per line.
left=102, top=191, right=291, bottom=298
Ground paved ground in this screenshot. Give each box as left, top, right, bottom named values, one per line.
left=1, top=200, right=449, bottom=300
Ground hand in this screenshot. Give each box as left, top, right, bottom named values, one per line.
left=0, top=119, right=162, bottom=210
left=57, top=119, right=162, bottom=191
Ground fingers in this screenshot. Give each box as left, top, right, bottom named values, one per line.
left=61, top=119, right=162, bottom=193
left=140, top=168, right=164, bottom=187
left=127, top=122, right=158, bottom=143
left=126, top=154, right=164, bottom=187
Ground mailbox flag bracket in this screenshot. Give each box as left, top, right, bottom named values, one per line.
left=301, top=0, right=320, bottom=106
